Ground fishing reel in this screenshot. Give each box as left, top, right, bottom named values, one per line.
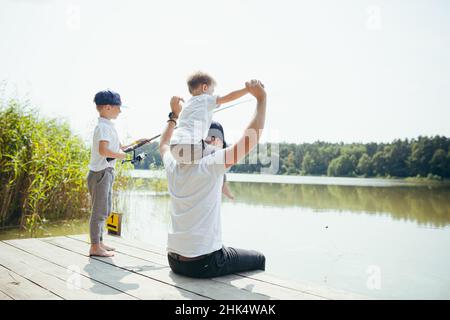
left=122, top=150, right=147, bottom=164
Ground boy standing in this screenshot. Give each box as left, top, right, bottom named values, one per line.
left=87, top=90, right=127, bottom=257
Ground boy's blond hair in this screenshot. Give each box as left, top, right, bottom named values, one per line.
left=187, top=72, right=217, bottom=94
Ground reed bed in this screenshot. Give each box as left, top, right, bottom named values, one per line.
left=0, top=98, right=90, bottom=233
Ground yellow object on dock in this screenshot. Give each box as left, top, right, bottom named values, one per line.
left=106, top=212, right=122, bottom=236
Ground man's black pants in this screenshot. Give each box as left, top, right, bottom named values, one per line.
left=168, top=246, right=266, bottom=278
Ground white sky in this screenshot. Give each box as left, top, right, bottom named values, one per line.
left=1, top=0, right=449, bottom=145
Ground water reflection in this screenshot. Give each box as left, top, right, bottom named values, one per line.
left=111, top=181, right=450, bottom=299
left=227, top=183, right=450, bottom=228
left=1, top=179, right=449, bottom=299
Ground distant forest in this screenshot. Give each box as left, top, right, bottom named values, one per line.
left=134, top=135, right=450, bottom=179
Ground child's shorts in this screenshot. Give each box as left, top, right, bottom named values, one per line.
left=170, top=142, right=216, bottom=164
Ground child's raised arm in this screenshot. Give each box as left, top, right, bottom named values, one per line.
left=216, top=87, right=248, bottom=105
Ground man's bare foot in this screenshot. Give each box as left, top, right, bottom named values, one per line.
left=100, top=242, right=115, bottom=251
left=89, top=244, right=114, bottom=257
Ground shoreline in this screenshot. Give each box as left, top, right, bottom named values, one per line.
left=129, top=169, right=450, bottom=187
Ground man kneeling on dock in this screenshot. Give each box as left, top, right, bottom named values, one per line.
left=159, top=79, right=267, bottom=278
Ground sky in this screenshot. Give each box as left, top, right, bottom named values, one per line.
left=0, top=0, right=449, bottom=145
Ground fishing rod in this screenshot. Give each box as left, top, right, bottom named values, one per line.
left=106, top=98, right=253, bottom=164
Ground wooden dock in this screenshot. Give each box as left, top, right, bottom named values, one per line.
left=0, top=234, right=366, bottom=300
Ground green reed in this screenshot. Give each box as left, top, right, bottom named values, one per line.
left=0, top=98, right=91, bottom=233
left=0, top=91, right=151, bottom=237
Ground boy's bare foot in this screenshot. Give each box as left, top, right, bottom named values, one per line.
left=89, top=244, right=114, bottom=257
left=100, top=243, right=115, bottom=251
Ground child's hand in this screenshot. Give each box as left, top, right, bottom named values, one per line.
left=170, top=96, right=184, bottom=117
left=117, top=151, right=127, bottom=160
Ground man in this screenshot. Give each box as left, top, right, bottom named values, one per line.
left=159, top=80, right=267, bottom=278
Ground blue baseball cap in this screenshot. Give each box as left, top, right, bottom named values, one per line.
left=93, top=90, right=128, bottom=108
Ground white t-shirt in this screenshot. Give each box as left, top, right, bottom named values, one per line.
left=170, top=94, right=218, bottom=145
left=163, top=147, right=229, bottom=257
left=88, top=117, right=120, bottom=172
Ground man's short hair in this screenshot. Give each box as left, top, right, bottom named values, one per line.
left=187, top=72, right=216, bottom=94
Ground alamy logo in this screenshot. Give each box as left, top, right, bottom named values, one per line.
left=66, top=4, right=81, bottom=31
left=366, top=265, right=382, bottom=290
left=366, top=5, right=382, bottom=31
left=66, top=265, right=81, bottom=290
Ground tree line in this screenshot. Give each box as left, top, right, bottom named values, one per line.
left=134, top=135, right=450, bottom=179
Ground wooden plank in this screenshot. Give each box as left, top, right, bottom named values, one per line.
left=93, top=234, right=366, bottom=300
left=45, top=236, right=272, bottom=300
left=0, top=241, right=135, bottom=300
left=237, top=270, right=368, bottom=300
left=103, top=234, right=167, bottom=256
left=70, top=234, right=167, bottom=256
left=68, top=234, right=169, bottom=265
left=211, top=273, right=327, bottom=300
left=66, top=235, right=325, bottom=300
left=0, top=289, right=13, bottom=300
left=0, top=265, right=61, bottom=300
left=4, top=238, right=206, bottom=300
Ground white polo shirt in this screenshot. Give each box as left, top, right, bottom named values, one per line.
left=163, top=147, right=229, bottom=257
left=88, top=117, right=120, bottom=172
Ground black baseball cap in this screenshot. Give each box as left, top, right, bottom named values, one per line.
left=93, top=90, right=128, bottom=107
left=207, top=121, right=227, bottom=148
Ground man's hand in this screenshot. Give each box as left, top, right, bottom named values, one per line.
left=170, top=96, right=184, bottom=117
left=224, top=80, right=267, bottom=169
left=245, top=80, right=266, bottom=101
left=160, top=97, right=182, bottom=157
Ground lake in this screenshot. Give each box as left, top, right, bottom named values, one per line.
left=116, top=171, right=450, bottom=299
left=2, top=171, right=449, bottom=299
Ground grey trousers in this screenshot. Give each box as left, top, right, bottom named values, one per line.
left=87, top=167, right=115, bottom=244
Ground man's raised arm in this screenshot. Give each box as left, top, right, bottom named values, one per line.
left=159, top=96, right=183, bottom=157
left=224, top=80, right=267, bottom=169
